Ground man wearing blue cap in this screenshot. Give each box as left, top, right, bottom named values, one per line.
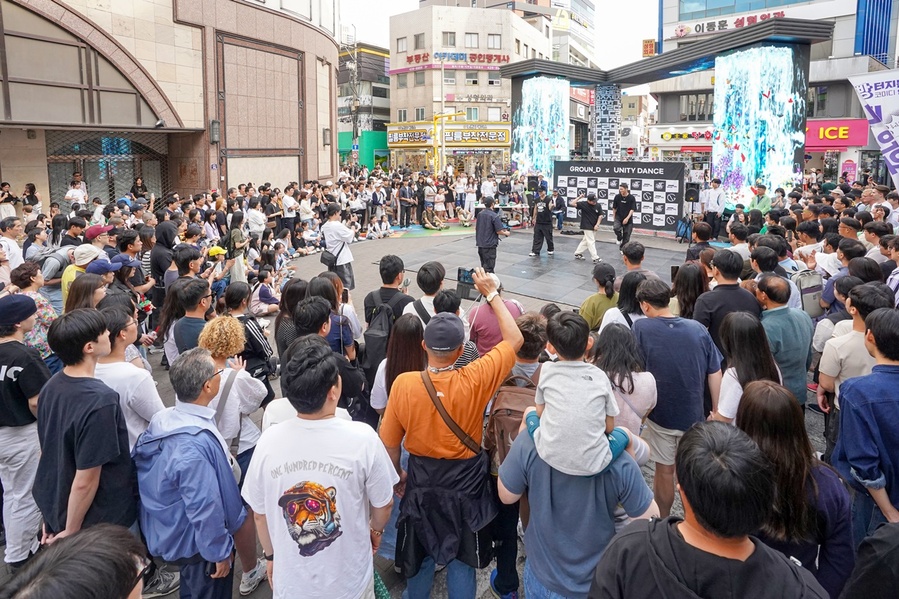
left=380, top=268, right=524, bottom=597
left=0, top=294, right=52, bottom=571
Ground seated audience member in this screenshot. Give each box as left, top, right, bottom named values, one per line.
left=589, top=421, right=828, bottom=598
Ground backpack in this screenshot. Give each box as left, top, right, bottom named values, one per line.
left=361, top=290, right=407, bottom=387
left=790, top=268, right=824, bottom=318
left=484, top=367, right=542, bottom=467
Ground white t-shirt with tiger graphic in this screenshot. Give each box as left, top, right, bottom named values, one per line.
left=242, top=416, right=397, bottom=599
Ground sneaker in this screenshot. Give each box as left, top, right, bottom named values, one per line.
left=489, top=569, right=519, bottom=599
left=142, top=567, right=180, bottom=598
left=547, top=251, right=554, bottom=255
left=239, top=558, right=267, bottom=596
left=807, top=382, right=818, bottom=392
left=529, top=252, right=537, bottom=257
left=574, top=254, right=584, bottom=260
left=148, top=346, right=165, bottom=355
left=593, top=258, right=602, bottom=263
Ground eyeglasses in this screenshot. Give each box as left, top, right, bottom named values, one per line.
left=206, top=368, right=225, bottom=382
left=133, top=558, right=152, bottom=591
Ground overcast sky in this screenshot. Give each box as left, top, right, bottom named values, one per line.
left=339, top=0, right=660, bottom=71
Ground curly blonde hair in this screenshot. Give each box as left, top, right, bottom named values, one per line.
left=197, top=315, right=246, bottom=359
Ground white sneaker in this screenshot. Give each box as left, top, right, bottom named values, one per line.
left=257, top=318, right=270, bottom=329
left=529, top=252, right=537, bottom=256
left=239, top=558, right=267, bottom=596
left=142, top=567, right=180, bottom=598
left=547, top=251, right=554, bottom=255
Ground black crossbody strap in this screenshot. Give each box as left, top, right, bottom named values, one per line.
left=420, top=371, right=480, bottom=454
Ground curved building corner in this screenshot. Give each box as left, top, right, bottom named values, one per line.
left=0, top=0, right=338, bottom=207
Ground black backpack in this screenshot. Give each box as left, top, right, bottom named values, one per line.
left=362, top=290, right=406, bottom=387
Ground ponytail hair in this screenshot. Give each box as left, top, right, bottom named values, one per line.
left=592, top=263, right=617, bottom=299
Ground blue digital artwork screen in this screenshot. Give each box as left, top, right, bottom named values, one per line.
left=512, top=76, right=570, bottom=182
left=712, top=44, right=808, bottom=197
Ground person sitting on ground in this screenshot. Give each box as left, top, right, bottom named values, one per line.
left=524, top=312, right=632, bottom=476
left=511, top=312, right=547, bottom=382
left=422, top=205, right=449, bottom=230
left=580, top=263, right=618, bottom=331
left=457, top=205, right=473, bottom=227
left=686, top=221, right=713, bottom=261
left=589, top=421, right=828, bottom=598
left=403, top=260, right=471, bottom=335
left=599, top=271, right=647, bottom=332
left=248, top=269, right=279, bottom=316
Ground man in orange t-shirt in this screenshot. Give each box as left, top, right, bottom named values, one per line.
left=380, top=267, right=523, bottom=596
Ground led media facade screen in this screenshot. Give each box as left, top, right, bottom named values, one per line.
left=712, top=44, right=809, bottom=196
left=511, top=76, right=570, bottom=182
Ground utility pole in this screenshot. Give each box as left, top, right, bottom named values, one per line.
left=341, top=24, right=360, bottom=168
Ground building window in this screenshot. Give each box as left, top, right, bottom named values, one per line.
left=523, top=43, right=529, bottom=56
left=531, top=48, right=536, bottom=59
left=488, top=72, right=501, bottom=86
left=487, top=34, right=502, bottom=49
left=397, top=37, right=407, bottom=53
left=397, top=73, right=407, bottom=89
left=516, top=39, right=521, bottom=54
left=397, top=109, right=407, bottom=122
left=488, top=107, right=501, bottom=121
left=678, top=92, right=713, bottom=121
left=466, top=107, right=479, bottom=121
left=414, top=71, right=425, bottom=86
left=628, top=102, right=636, bottom=109
left=414, top=33, right=425, bottom=50
left=373, top=86, right=389, bottom=98
left=466, top=71, right=479, bottom=85
left=809, top=86, right=827, bottom=117
left=444, top=71, right=456, bottom=85
left=415, top=107, right=426, bottom=121
left=443, top=32, right=456, bottom=47
left=465, top=33, right=479, bottom=48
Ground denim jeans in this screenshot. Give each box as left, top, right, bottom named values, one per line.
left=403, top=557, right=476, bottom=599
left=523, top=560, right=569, bottom=599
left=851, top=490, right=887, bottom=548
left=554, top=211, right=564, bottom=230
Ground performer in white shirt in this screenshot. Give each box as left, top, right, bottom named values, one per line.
left=701, top=178, right=726, bottom=240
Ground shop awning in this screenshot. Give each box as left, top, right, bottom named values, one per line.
left=806, top=147, right=848, bottom=152
left=680, top=146, right=712, bottom=152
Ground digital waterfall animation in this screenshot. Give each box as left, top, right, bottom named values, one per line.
left=512, top=76, right=570, bottom=182
left=712, top=45, right=807, bottom=196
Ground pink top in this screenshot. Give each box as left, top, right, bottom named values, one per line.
left=468, top=298, right=525, bottom=357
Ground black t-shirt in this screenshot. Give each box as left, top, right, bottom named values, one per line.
left=611, top=194, right=636, bottom=222
left=34, top=373, right=137, bottom=534
left=590, top=517, right=828, bottom=599
left=363, top=287, right=414, bottom=325
left=60, top=234, right=81, bottom=247
left=576, top=200, right=604, bottom=230
left=0, top=341, right=51, bottom=427
left=692, top=284, right=763, bottom=354
left=534, top=197, right=553, bottom=225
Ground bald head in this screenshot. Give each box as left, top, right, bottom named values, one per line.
left=758, top=274, right=790, bottom=305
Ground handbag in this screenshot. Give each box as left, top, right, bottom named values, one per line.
left=319, top=240, right=345, bottom=268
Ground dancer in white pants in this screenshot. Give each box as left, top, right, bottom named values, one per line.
left=569, top=193, right=605, bottom=263
left=0, top=294, right=52, bottom=568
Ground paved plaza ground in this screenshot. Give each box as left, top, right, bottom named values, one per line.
left=0, top=225, right=826, bottom=598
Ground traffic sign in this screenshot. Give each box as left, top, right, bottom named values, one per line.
left=626, top=147, right=635, bottom=156
left=351, top=150, right=359, bottom=159
left=352, top=143, right=359, bottom=150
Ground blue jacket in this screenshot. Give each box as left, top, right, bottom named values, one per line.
left=833, top=365, right=899, bottom=507
left=133, top=421, right=246, bottom=563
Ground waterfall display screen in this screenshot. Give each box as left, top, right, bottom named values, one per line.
left=711, top=44, right=808, bottom=195
left=511, top=76, right=570, bottom=182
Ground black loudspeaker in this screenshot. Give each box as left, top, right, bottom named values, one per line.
left=684, top=187, right=700, bottom=203
left=527, top=176, right=539, bottom=192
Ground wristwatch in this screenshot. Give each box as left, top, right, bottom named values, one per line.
left=263, top=551, right=274, bottom=561
left=485, top=291, right=499, bottom=303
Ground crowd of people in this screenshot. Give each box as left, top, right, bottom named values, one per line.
left=0, top=166, right=897, bottom=599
